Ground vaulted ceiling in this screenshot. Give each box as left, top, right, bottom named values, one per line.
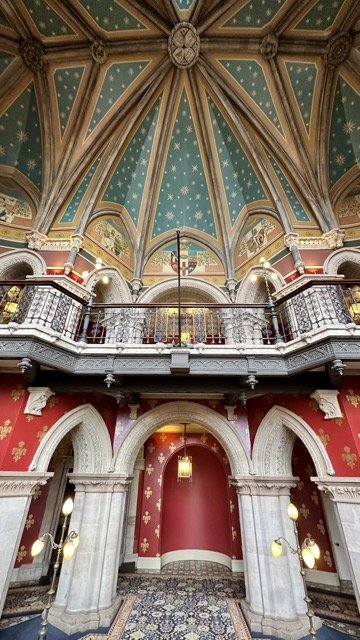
left=0, top=0, right=359, bottom=282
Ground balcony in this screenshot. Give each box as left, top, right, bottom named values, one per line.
left=0, top=276, right=359, bottom=379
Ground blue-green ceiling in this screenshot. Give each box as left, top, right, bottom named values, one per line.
left=152, top=90, right=216, bottom=239
left=76, top=0, right=146, bottom=31
left=54, top=66, right=85, bottom=137
left=329, top=76, right=360, bottom=188
left=25, top=0, right=75, bottom=37
left=294, top=0, right=345, bottom=31
left=284, top=62, right=317, bottom=133
left=173, top=0, right=196, bottom=10
left=223, top=0, right=286, bottom=29
left=102, top=98, right=161, bottom=226
left=265, top=150, right=310, bottom=222
left=0, top=50, right=15, bottom=75
left=0, top=83, right=42, bottom=189
left=208, top=98, right=268, bottom=225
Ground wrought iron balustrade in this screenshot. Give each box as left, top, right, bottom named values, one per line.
left=0, top=279, right=358, bottom=347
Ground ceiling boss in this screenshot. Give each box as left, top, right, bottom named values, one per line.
left=168, top=22, right=200, bottom=69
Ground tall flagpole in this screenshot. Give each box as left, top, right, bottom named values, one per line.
left=176, top=228, right=182, bottom=346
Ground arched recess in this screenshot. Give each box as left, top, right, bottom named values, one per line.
left=0, top=249, right=46, bottom=278
left=138, top=277, right=230, bottom=304
left=236, top=265, right=285, bottom=304
left=28, top=404, right=113, bottom=474
left=252, top=405, right=334, bottom=477
left=113, top=401, right=252, bottom=477
left=323, top=248, right=360, bottom=278
left=83, top=266, right=132, bottom=303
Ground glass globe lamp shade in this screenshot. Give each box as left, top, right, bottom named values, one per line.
left=271, top=539, right=283, bottom=558
left=301, top=546, right=316, bottom=569
left=62, top=540, right=76, bottom=560
left=287, top=503, right=299, bottom=521
left=62, top=498, right=74, bottom=516
left=310, top=541, right=320, bottom=560
left=31, top=538, right=45, bottom=557
left=250, top=273, right=258, bottom=283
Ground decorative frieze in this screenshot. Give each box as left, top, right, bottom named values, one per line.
left=314, top=478, right=360, bottom=503
left=0, top=472, right=52, bottom=497
left=231, top=476, right=297, bottom=496
left=68, top=473, right=132, bottom=492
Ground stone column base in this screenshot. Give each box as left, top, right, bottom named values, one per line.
left=48, top=595, right=121, bottom=634
left=240, top=599, right=322, bottom=640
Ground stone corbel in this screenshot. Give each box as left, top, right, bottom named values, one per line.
left=322, top=228, right=345, bottom=249
left=225, top=404, right=237, bottom=421
left=26, top=230, right=48, bottom=250
left=128, top=404, right=140, bottom=420
left=225, top=278, right=236, bottom=302
left=310, top=389, right=342, bottom=419
left=24, top=387, right=55, bottom=416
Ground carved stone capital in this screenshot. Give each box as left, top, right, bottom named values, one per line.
left=310, top=389, right=342, bottom=419
left=314, top=478, right=360, bottom=503
left=231, top=476, right=298, bottom=496
left=26, top=230, right=48, bottom=250
left=24, top=387, right=55, bottom=416
left=91, top=40, right=108, bottom=64
left=260, top=33, right=278, bottom=59
left=70, top=234, right=84, bottom=251
left=20, top=39, right=45, bottom=72
left=68, top=473, right=133, bottom=492
left=0, top=472, right=52, bottom=497
left=284, top=232, right=299, bottom=249
left=324, top=32, right=352, bottom=67
left=322, top=228, right=345, bottom=249
left=168, top=22, right=200, bottom=69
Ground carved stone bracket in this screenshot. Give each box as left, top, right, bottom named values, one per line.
left=322, top=228, right=345, bottom=249
left=324, top=32, right=352, bottom=67
left=0, top=472, right=52, bottom=497
left=225, top=404, right=237, bottom=421
left=260, top=33, right=278, bottom=59
left=24, top=387, right=55, bottom=416
left=314, top=477, right=360, bottom=503
left=26, top=230, right=48, bottom=250
left=128, top=403, right=140, bottom=420
left=20, top=39, right=45, bottom=72
left=310, top=389, right=342, bottom=419
left=91, top=40, right=108, bottom=64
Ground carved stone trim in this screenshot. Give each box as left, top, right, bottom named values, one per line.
left=168, top=23, right=200, bottom=69
left=68, top=473, right=132, bottom=493
left=322, top=228, right=345, bottom=249
left=314, top=478, right=360, bottom=503
left=0, top=249, right=46, bottom=277
left=91, top=40, right=108, bottom=64
left=0, top=472, right=52, bottom=497
left=20, top=39, right=45, bottom=72
left=26, top=230, right=48, bottom=250
left=324, top=32, right=352, bottom=66
left=24, top=387, right=55, bottom=416
left=310, top=389, right=342, bottom=419
left=231, top=475, right=297, bottom=496
left=323, top=247, right=360, bottom=275
left=138, top=276, right=230, bottom=304
left=260, top=33, right=278, bottom=59
left=84, top=267, right=132, bottom=304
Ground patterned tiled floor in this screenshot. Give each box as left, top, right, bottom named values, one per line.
left=160, top=560, right=232, bottom=576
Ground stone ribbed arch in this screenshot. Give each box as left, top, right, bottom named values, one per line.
left=29, top=404, right=113, bottom=473
left=252, top=405, right=334, bottom=477
left=138, top=277, right=230, bottom=303
left=0, top=249, right=46, bottom=278
left=323, top=248, right=360, bottom=276
left=113, top=401, right=251, bottom=476
left=83, top=267, right=131, bottom=303
left=236, top=266, right=285, bottom=304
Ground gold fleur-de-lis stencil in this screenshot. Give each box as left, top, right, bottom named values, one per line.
left=156, top=498, right=161, bottom=512
left=155, top=525, right=160, bottom=539
left=157, top=452, right=165, bottom=464
left=168, top=442, right=176, bottom=453
left=37, top=425, right=49, bottom=442
left=0, top=419, right=12, bottom=440
left=16, top=545, right=27, bottom=563
left=140, top=538, right=149, bottom=553
left=142, top=511, right=151, bottom=525
left=146, top=463, right=154, bottom=475
left=11, top=384, right=25, bottom=401
left=342, top=446, right=357, bottom=469
left=144, top=486, right=152, bottom=499
left=25, top=514, right=35, bottom=530
left=12, top=441, right=26, bottom=462
left=345, top=389, right=360, bottom=408
left=299, top=503, right=309, bottom=519
left=33, top=485, right=42, bottom=501
left=318, top=429, right=330, bottom=447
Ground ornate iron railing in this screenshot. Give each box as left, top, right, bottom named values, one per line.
left=0, top=279, right=358, bottom=347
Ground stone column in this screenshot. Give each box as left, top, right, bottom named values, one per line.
left=123, top=456, right=145, bottom=566
left=49, top=473, right=132, bottom=634
left=315, top=477, right=360, bottom=611
left=0, top=472, right=52, bottom=618
left=233, top=476, right=321, bottom=640
left=284, top=233, right=305, bottom=275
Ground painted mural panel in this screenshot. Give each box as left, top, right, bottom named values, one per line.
left=235, top=215, right=282, bottom=271
left=85, top=216, right=133, bottom=270
left=0, top=188, right=32, bottom=226
left=336, top=188, right=360, bottom=226
left=143, top=238, right=224, bottom=285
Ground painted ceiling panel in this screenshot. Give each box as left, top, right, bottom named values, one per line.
left=329, top=76, right=360, bottom=189
left=173, top=0, right=196, bottom=11
left=222, top=0, right=286, bottom=29
left=284, top=62, right=318, bottom=134
left=101, top=97, right=161, bottom=226
left=75, top=0, right=147, bottom=32
left=218, top=59, right=284, bottom=135
left=54, top=66, right=85, bottom=138
left=22, top=0, right=75, bottom=37
left=152, top=89, right=216, bottom=240
left=144, top=238, right=223, bottom=283
left=208, top=97, right=269, bottom=225
left=0, top=51, right=15, bottom=75
left=264, top=150, right=311, bottom=222
left=60, top=150, right=105, bottom=224
left=0, top=84, right=42, bottom=190
left=87, top=61, right=151, bottom=136
left=293, top=0, right=346, bottom=31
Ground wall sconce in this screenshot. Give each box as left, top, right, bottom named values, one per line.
left=31, top=498, right=79, bottom=640
left=271, top=502, right=320, bottom=639
left=178, top=423, right=192, bottom=481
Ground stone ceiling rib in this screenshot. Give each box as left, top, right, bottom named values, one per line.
left=197, top=0, right=240, bottom=36
left=126, top=0, right=172, bottom=36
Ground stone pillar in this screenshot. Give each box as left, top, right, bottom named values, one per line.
left=233, top=476, right=321, bottom=640
left=284, top=233, right=305, bottom=275
left=49, top=473, right=132, bottom=634
left=0, top=472, right=52, bottom=618
left=315, top=477, right=360, bottom=611
left=123, top=456, right=145, bottom=566
left=64, top=234, right=84, bottom=276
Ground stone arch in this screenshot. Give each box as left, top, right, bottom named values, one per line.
left=236, top=265, right=285, bottom=304
left=324, top=248, right=360, bottom=277
left=252, top=405, right=334, bottom=477
left=0, top=249, right=46, bottom=278
left=83, top=267, right=131, bottom=303
left=138, top=277, right=230, bottom=304
left=113, top=401, right=252, bottom=476
left=29, top=404, right=113, bottom=473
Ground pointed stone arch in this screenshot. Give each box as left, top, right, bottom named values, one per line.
left=138, top=277, right=230, bottom=303
left=29, top=404, right=113, bottom=473
left=113, top=401, right=252, bottom=476
left=252, top=405, right=334, bottom=477
left=236, top=265, right=285, bottom=304
left=323, top=248, right=360, bottom=277
left=83, top=267, right=131, bottom=303
left=0, top=249, right=46, bottom=278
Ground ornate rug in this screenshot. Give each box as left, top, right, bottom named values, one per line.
left=309, top=588, right=360, bottom=625
left=82, top=574, right=251, bottom=640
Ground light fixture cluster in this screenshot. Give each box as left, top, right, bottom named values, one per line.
left=177, top=423, right=192, bottom=480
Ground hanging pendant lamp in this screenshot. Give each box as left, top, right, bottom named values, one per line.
left=178, top=423, right=192, bottom=480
